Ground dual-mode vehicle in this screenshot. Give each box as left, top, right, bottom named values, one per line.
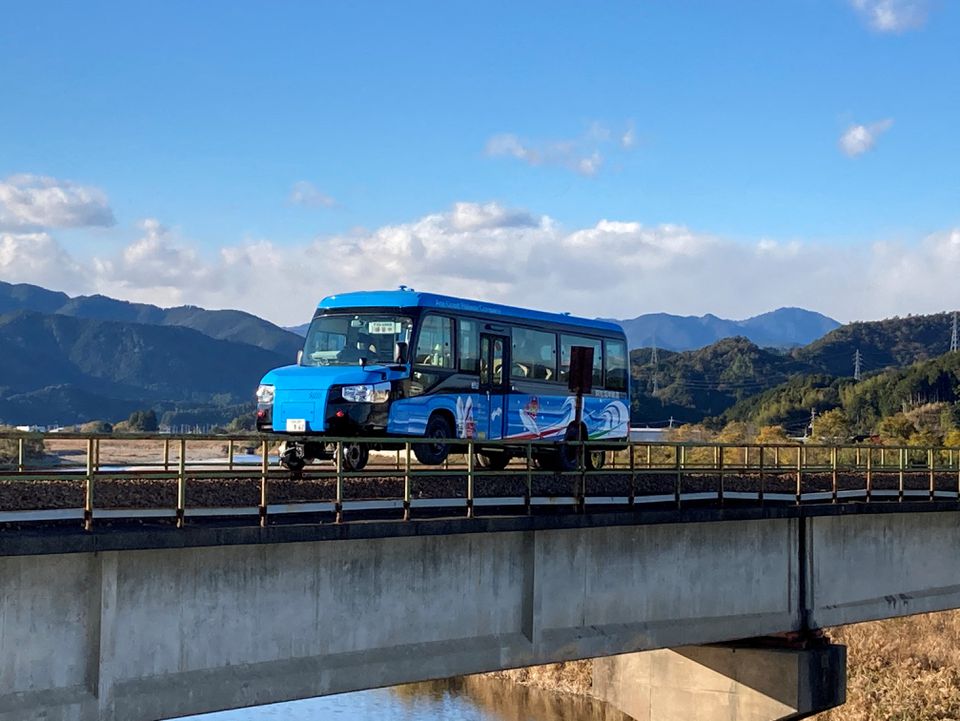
left=256, top=289, right=630, bottom=472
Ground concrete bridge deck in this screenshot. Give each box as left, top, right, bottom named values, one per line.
left=4, top=434, right=959, bottom=719
left=2, top=501, right=958, bottom=720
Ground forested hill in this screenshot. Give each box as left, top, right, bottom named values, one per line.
left=632, top=310, right=960, bottom=428
left=720, top=352, right=960, bottom=439
left=792, top=312, right=957, bottom=377
left=0, top=281, right=304, bottom=358
left=631, top=337, right=817, bottom=424
left=0, top=311, right=286, bottom=426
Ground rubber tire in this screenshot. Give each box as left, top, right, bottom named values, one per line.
left=341, top=443, right=369, bottom=471
left=279, top=444, right=306, bottom=474
left=555, top=424, right=582, bottom=473
left=413, top=415, right=453, bottom=465
left=475, top=451, right=510, bottom=472
left=586, top=449, right=606, bottom=470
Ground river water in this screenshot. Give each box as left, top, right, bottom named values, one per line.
left=186, top=678, right=631, bottom=721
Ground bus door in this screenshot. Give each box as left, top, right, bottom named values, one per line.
left=479, top=333, right=510, bottom=440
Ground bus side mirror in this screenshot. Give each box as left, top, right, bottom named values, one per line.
left=296, top=349, right=303, bottom=365
left=394, top=341, right=408, bottom=364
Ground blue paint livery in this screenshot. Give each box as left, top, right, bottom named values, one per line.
left=258, top=290, right=629, bottom=445
left=318, top=290, right=623, bottom=334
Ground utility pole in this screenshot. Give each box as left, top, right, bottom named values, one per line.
left=854, top=348, right=862, bottom=381
left=808, top=408, right=816, bottom=439
left=952, top=312, right=958, bottom=353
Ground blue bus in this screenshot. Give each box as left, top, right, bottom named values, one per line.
left=256, top=289, right=630, bottom=472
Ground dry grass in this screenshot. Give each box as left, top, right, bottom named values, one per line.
left=820, top=610, right=960, bottom=721
left=42, top=438, right=234, bottom=464
left=0, top=431, right=44, bottom=465
left=483, top=661, right=594, bottom=696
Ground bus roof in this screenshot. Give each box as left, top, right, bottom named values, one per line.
left=317, top=290, right=624, bottom=334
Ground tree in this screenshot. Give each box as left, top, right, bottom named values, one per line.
left=815, top=409, right=851, bottom=444
left=0, top=427, right=45, bottom=463
left=126, top=409, right=158, bottom=433
left=211, top=393, right=233, bottom=408
left=909, top=428, right=941, bottom=448
left=226, top=413, right=256, bottom=434
left=755, top=425, right=793, bottom=445
left=669, top=424, right=713, bottom=443
left=80, top=420, right=112, bottom=434
left=716, top=421, right=750, bottom=444
left=940, top=404, right=960, bottom=433
left=944, top=429, right=960, bottom=448
left=878, top=413, right=916, bottom=445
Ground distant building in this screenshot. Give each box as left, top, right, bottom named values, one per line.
left=630, top=427, right=669, bottom=442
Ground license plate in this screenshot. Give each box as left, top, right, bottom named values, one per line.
left=286, top=419, right=306, bottom=433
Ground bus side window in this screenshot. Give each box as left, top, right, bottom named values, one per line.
left=605, top=339, right=628, bottom=391
left=560, top=335, right=603, bottom=388
left=459, top=319, right=479, bottom=373
left=511, top=328, right=557, bottom=380
left=415, top=315, right=454, bottom=368
left=492, top=338, right=504, bottom=384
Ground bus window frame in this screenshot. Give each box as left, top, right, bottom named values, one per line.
left=603, top=337, right=628, bottom=392
left=457, top=316, right=481, bottom=375
left=412, top=312, right=457, bottom=370
left=509, top=325, right=560, bottom=383
left=559, top=332, right=605, bottom=389
left=401, top=307, right=626, bottom=396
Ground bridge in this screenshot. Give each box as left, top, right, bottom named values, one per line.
left=3, top=433, right=960, bottom=720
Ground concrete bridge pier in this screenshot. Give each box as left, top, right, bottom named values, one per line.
left=591, top=639, right=846, bottom=721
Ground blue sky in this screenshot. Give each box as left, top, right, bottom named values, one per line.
left=1, top=1, right=958, bottom=324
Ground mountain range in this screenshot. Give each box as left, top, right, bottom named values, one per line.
left=632, top=310, right=960, bottom=427
left=289, top=306, right=841, bottom=352
left=613, top=307, right=840, bottom=351
left=0, top=280, right=946, bottom=431
left=0, top=281, right=303, bottom=358
left=0, top=281, right=305, bottom=426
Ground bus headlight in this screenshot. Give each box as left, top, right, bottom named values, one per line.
left=341, top=382, right=391, bottom=403
left=256, top=384, right=275, bottom=404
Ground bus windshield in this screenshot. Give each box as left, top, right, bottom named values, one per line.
left=301, top=314, right=413, bottom=367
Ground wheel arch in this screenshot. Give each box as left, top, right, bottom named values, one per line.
left=428, top=407, right=456, bottom=436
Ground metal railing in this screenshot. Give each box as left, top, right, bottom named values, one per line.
left=2, top=432, right=960, bottom=528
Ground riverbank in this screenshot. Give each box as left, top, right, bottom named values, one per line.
left=821, top=610, right=960, bottom=720
left=481, top=610, right=960, bottom=720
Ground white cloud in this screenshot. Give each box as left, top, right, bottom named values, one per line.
left=839, top=119, right=894, bottom=157
left=90, top=219, right=216, bottom=306
left=485, top=134, right=543, bottom=165
left=850, top=0, right=929, bottom=32
left=0, top=232, right=88, bottom=291
left=288, top=181, right=337, bottom=208
left=7, top=201, right=960, bottom=328
left=448, top=202, right=539, bottom=231
left=0, top=174, right=114, bottom=231
left=485, top=122, right=633, bottom=177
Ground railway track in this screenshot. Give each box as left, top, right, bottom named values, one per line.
left=2, top=433, right=959, bottom=528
